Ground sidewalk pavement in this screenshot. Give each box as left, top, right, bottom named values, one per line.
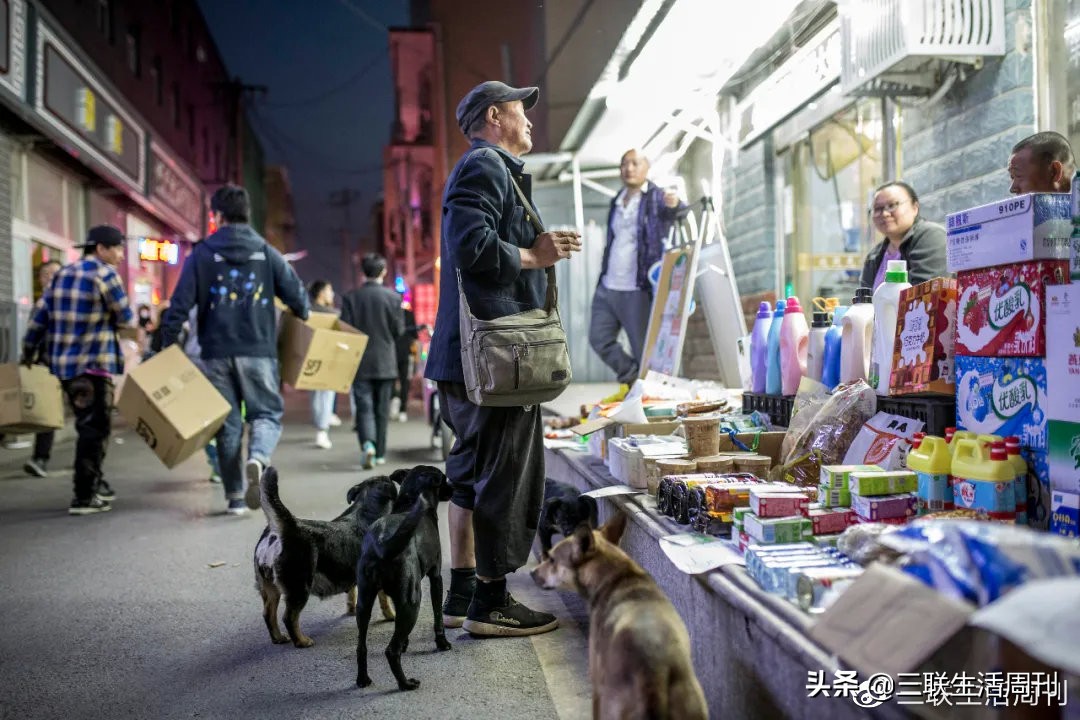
left=0, top=389, right=591, bottom=720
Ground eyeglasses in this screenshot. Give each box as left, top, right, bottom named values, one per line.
left=871, top=200, right=909, bottom=216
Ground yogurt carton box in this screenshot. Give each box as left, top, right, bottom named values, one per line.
left=1050, top=490, right=1079, bottom=538
left=1046, top=283, right=1080, bottom=423
left=1022, top=447, right=1053, bottom=531
left=1048, top=420, right=1080, bottom=496
left=955, top=356, right=1048, bottom=451
left=891, top=278, right=958, bottom=394
left=955, top=261, right=1068, bottom=357
left=946, top=194, right=1073, bottom=273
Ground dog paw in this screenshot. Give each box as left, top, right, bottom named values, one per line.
left=346, top=606, right=356, bottom=616
left=356, top=674, right=373, bottom=688
left=398, top=678, right=420, bottom=691
left=271, top=636, right=290, bottom=645
left=293, top=637, right=315, bottom=649
left=436, top=636, right=451, bottom=651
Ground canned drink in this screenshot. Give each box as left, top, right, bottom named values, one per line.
left=796, top=567, right=865, bottom=612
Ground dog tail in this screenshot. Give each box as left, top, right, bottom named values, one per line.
left=372, top=494, right=429, bottom=561
left=260, top=467, right=296, bottom=533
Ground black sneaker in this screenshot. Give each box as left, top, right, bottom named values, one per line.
left=69, top=497, right=112, bottom=515
left=23, top=457, right=48, bottom=478
left=442, top=590, right=472, bottom=629
left=462, top=593, right=559, bottom=637
left=95, top=479, right=116, bottom=500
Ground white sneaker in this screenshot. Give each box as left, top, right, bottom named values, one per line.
left=315, top=431, right=332, bottom=449
left=389, top=397, right=401, bottom=417
left=244, top=459, right=265, bottom=510
left=398, top=412, right=408, bottom=423
left=328, top=414, right=343, bottom=427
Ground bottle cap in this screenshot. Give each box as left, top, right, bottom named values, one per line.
left=811, top=311, right=830, bottom=327
left=757, top=301, right=772, bottom=319
left=785, top=296, right=803, bottom=313
left=911, top=434, right=923, bottom=449
left=884, top=260, right=908, bottom=283
left=774, top=299, right=786, bottom=316
left=852, top=287, right=873, bottom=304
left=990, top=441, right=1007, bottom=461
left=945, top=427, right=956, bottom=441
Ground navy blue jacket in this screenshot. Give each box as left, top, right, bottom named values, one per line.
left=425, top=140, right=547, bottom=384
left=340, top=280, right=403, bottom=381
left=600, top=183, right=681, bottom=291
left=159, top=224, right=309, bottom=359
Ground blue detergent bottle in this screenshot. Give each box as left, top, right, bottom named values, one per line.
left=820, top=305, right=847, bottom=390
left=765, top=299, right=786, bottom=395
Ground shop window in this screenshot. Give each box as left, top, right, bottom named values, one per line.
left=780, top=100, right=885, bottom=303
left=151, top=56, right=163, bottom=106
left=96, top=0, right=113, bottom=42
left=1043, top=4, right=1080, bottom=153
left=26, top=156, right=67, bottom=238
left=126, top=25, right=140, bottom=77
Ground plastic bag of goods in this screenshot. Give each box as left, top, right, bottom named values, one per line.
left=842, top=411, right=924, bottom=470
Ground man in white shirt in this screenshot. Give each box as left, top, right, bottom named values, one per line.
left=589, top=149, right=681, bottom=385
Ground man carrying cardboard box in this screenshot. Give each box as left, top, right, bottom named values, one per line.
left=21, top=226, right=133, bottom=515
left=158, top=184, right=308, bottom=516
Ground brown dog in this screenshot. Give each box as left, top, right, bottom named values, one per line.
left=531, top=513, right=708, bottom=720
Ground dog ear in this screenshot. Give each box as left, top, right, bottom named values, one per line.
left=346, top=482, right=363, bottom=505
left=573, top=523, right=594, bottom=557
left=599, top=511, right=627, bottom=545
left=389, top=469, right=409, bottom=485
left=578, top=496, right=598, bottom=528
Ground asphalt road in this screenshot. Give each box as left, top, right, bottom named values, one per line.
left=0, top=394, right=591, bottom=720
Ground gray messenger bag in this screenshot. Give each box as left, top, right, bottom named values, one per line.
left=457, top=176, right=573, bottom=407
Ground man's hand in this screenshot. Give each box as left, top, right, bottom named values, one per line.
left=663, top=190, right=679, bottom=208
left=521, top=230, right=582, bottom=269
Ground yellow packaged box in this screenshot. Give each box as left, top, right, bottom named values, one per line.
left=115, top=346, right=231, bottom=468
left=278, top=311, right=368, bottom=393
left=0, top=364, right=65, bottom=433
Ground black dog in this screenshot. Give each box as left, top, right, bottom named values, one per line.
left=254, top=467, right=404, bottom=648
left=355, top=465, right=453, bottom=690
left=538, top=478, right=599, bottom=556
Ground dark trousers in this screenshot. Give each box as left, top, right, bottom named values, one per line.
left=353, top=379, right=395, bottom=458
left=33, top=430, right=55, bottom=462
left=588, top=285, right=653, bottom=384
left=437, top=381, right=545, bottom=578
left=395, top=355, right=411, bottom=408
left=61, top=374, right=113, bottom=502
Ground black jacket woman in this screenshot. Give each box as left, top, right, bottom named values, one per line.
left=860, top=181, right=948, bottom=290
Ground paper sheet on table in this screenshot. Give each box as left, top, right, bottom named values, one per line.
left=582, top=484, right=642, bottom=499
left=969, top=577, right=1080, bottom=676
left=544, top=439, right=588, bottom=451
left=607, top=385, right=647, bottom=424
left=659, top=533, right=745, bottom=575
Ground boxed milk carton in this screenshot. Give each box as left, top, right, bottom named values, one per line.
left=955, top=356, right=1047, bottom=452
left=1046, top=282, right=1080, bottom=424
left=955, top=261, right=1068, bottom=356
left=1048, top=420, right=1080, bottom=496
left=946, top=193, right=1073, bottom=272
left=891, top=277, right=957, bottom=394
left=1050, top=490, right=1079, bottom=537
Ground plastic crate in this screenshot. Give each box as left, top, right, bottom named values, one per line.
left=877, top=394, right=955, bottom=437
left=742, top=392, right=794, bottom=428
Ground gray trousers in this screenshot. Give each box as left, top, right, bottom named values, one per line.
left=588, top=285, right=652, bottom=384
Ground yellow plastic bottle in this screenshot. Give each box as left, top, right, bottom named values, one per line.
left=950, top=430, right=978, bottom=456
left=906, top=434, right=953, bottom=514
left=977, top=433, right=1003, bottom=448
left=951, top=439, right=1016, bottom=521
left=1005, top=436, right=1029, bottom=525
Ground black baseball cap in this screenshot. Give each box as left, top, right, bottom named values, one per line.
left=455, top=81, right=539, bottom=135
left=77, top=225, right=125, bottom=249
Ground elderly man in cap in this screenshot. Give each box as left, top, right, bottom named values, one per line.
left=1008, top=131, right=1075, bottom=194
left=425, top=81, right=581, bottom=637
left=22, top=225, right=134, bottom=515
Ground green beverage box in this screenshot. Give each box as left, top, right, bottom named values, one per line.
left=818, top=484, right=851, bottom=507
left=848, top=470, right=919, bottom=497
left=820, top=464, right=883, bottom=489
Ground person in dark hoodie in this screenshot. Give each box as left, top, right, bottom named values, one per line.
left=158, top=184, right=309, bottom=516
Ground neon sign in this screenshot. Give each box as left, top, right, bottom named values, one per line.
left=138, top=237, right=179, bottom=265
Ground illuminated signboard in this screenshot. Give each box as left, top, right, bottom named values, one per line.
left=138, top=237, right=179, bottom=265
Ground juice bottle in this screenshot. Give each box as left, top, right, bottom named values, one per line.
left=765, top=299, right=785, bottom=395
left=906, top=434, right=953, bottom=514
left=869, top=260, right=911, bottom=395
left=806, top=310, right=830, bottom=383
left=750, top=302, right=773, bottom=393
left=951, top=438, right=1016, bottom=520
left=820, top=306, right=847, bottom=390
left=780, top=296, right=810, bottom=395
left=1005, top=436, right=1029, bottom=525
left=840, top=288, right=874, bottom=384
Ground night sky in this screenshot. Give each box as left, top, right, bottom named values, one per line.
left=196, top=0, right=410, bottom=293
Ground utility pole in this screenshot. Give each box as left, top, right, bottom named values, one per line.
left=329, top=188, right=362, bottom=291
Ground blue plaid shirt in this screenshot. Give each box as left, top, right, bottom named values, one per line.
left=23, top=256, right=134, bottom=380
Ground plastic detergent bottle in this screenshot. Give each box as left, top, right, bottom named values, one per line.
left=750, top=302, right=773, bottom=393
left=950, top=430, right=977, bottom=455
left=951, top=438, right=1016, bottom=521
left=779, top=296, right=810, bottom=395
left=820, top=306, right=847, bottom=390
left=765, top=299, right=786, bottom=395
left=869, top=260, right=911, bottom=395
left=907, top=434, right=953, bottom=514
left=977, top=433, right=1003, bottom=449
left=1005, top=436, right=1029, bottom=525
left=806, top=310, right=830, bottom=383
left=840, top=288, right=874, bottom=384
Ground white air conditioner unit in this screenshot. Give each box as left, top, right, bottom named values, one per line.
left=840, top=0, right=1006, bottom=96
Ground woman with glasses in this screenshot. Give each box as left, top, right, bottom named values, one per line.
left=860, top=181, right=947, bottom=290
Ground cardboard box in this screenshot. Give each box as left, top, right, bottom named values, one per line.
left=116, top=346, right=231, bottom=468
left=278, top=311, right=368, bottom=393
left=1048, top=420, right=1080, bottom=496
left=0, top=364, right=64, bottom=433
left=1050, top=490, right=1079, bottom=537
left=955, top=355, right=1047, bottom=451
left=1046, top=282, right=1080, bottom=423
left=891, top=277, right=958, bottom=394
left=954, top=260, right=1068, bottom=357
left=1021, top=447, right=1052, bottom=531
left=946, top=193, right=1073, bottom=272
left=570, top=415, right=681, bottom=460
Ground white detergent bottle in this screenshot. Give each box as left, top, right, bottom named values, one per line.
left=869, top=260, right=911, bottom=395
left=840, top=287, right=875, bottom=384
left=806, top=310, right=830, bottom=383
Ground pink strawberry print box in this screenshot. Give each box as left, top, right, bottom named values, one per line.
left=955, top=260, right=1069, bottom=356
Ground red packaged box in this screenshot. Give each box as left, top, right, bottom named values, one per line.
left=803, top=507, right=856, bottom=535
left=750, top=491, right=810, bottom=518
left=891, top=277, right=958, bottom=395
left=955, top=260, right=1069, bottom=356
